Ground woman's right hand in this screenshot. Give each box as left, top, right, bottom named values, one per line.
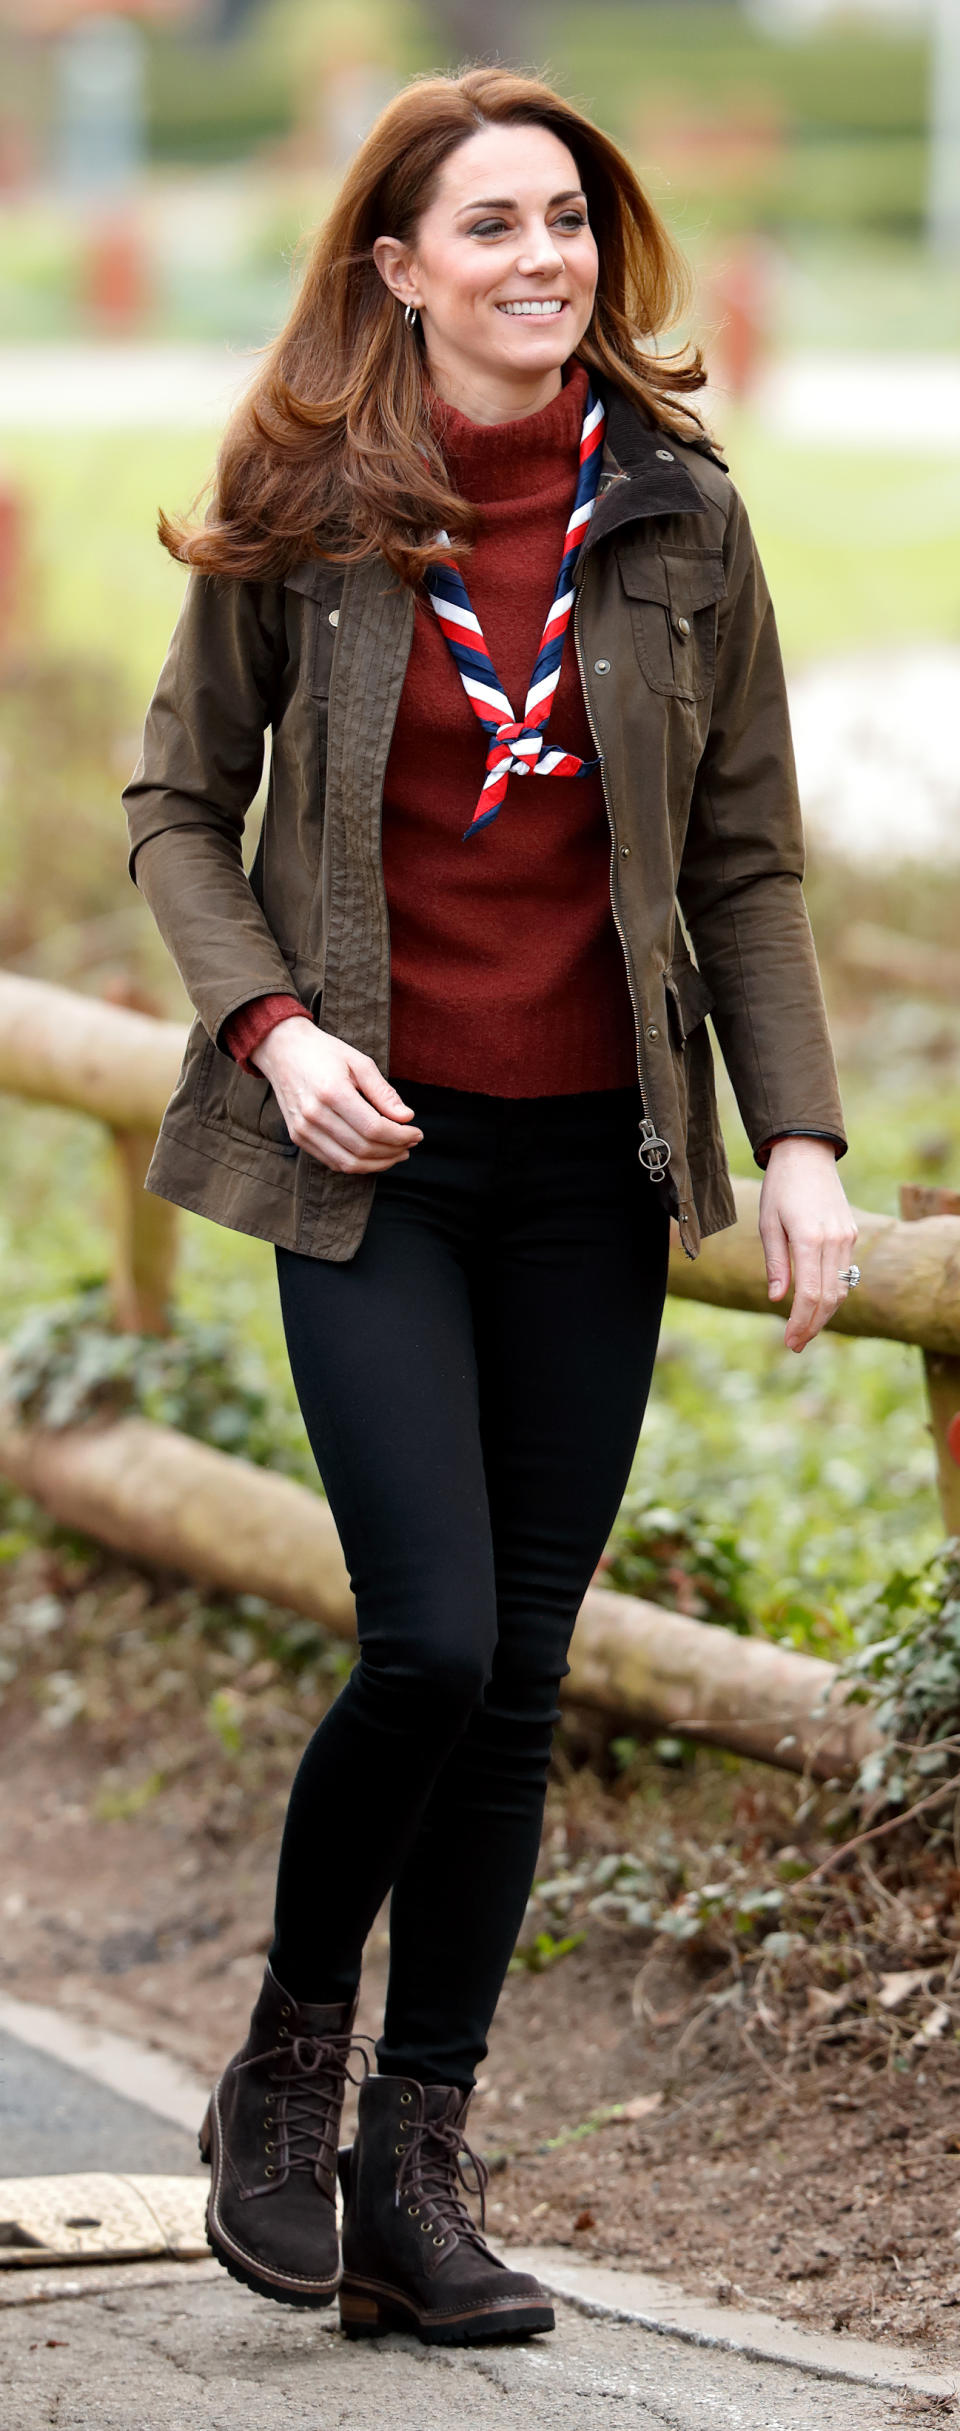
left=251, top=1017, right=423, bottom=1172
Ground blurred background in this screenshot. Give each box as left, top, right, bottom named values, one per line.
left=1, top=0, right=960, bottom=1713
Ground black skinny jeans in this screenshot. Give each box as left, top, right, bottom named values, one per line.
left=268, top=1076, right=670, bottom=2090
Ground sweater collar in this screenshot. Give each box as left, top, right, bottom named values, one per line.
left=423, top=359, right=591, bottom=504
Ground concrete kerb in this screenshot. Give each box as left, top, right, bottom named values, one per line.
left=1, top=1991, right=956, bottom=2402
left=506, top=2247, right=958, bottom=2401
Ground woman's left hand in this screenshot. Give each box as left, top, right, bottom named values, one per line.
left=758, top=1137, right=859, bottom=1353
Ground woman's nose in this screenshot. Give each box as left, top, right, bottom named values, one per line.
left=514, top=226, right=564, bottom=275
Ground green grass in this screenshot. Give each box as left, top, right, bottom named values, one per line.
left=4, top=416, right=960, bottom=708
left=8, top=430, right=217, bottom=709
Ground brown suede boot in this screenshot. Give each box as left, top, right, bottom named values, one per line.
left=198, top=1959, right=369, bottom=2306
left=337, top=2074, right=555, bottom=2344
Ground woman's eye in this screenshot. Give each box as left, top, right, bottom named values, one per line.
left=468, top=213, right=587, bottom=239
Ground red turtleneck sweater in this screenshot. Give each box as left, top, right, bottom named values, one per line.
left=223, top=360, right=639, bottom=1094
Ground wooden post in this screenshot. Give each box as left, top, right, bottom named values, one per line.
left=900, top=1183, right=960, bottom=1535
left=108, top=1126, right=177, bottom=1336
left=98, top=977, right=178, bottom=1336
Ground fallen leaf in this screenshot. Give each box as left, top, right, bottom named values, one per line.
left=621, top=2093, right=663, bottom=2121
left=573, top=2208, right=595, bottom=2232
left=878, top=1968, right=936, bottom=2011
left=806, top=1984, right=853, bottom=2020
left=910, top=2002, right=951, bottom=2046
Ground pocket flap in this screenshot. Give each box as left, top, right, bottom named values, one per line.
left=665, top=956, right=714, bottom=1042
left=616, top=542, right=670, bottom=606
left=618, top=543, right=726, bottom=615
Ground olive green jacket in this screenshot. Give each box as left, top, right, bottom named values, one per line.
left=122, top=378, right=846, bottom=1263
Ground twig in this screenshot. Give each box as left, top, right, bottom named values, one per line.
left=804, top=1777, right=960, bottom=1882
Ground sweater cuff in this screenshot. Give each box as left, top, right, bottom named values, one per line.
left=755, top=1130, right=847, bottom=1171
left=221, top=994, right=308, bottom=1076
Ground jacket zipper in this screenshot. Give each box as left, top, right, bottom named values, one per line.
left=572, top=593, right=675, bottom=1202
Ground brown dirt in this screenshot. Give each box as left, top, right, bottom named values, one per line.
left=2, top=1534, right=959, bottom=2370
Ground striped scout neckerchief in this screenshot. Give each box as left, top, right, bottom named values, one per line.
left=423, top=383, right=606, bottom=839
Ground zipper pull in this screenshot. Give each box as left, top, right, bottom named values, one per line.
left=638, top=1117, right=671, bottom=1180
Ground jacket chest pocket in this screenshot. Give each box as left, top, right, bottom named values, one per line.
left=617, top=542, right=726, bottom=701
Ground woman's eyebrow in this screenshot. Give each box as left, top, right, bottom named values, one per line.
left=456, top=188, right=586, bottom=213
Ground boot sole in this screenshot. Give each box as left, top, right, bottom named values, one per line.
left=339, top=2272, right=555, bottom=2345
left=199, top=2094, right=339, bottom=2310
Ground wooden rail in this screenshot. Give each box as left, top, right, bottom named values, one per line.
left=2, top=968, right=959, bottom=1527
left=0, top=1382, right=880, bottom=1782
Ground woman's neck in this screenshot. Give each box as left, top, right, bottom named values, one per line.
left=420, top=352, right=564, bottom=427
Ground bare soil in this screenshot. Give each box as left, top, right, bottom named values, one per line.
left=2, top=1533, right=959, bottom=2370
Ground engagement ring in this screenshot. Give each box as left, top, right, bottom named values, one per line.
left=838, top=1264, right=861, bottom=1288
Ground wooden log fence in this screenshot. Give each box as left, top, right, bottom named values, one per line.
left=1, top=967, right=958, bottom=1766
left=0, top=1384, right=880, bottom=1783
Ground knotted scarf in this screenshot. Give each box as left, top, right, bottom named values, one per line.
left=423, top=384, right=606, bottom=838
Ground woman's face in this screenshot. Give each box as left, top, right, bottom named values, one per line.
left=374, top=121, right=599, bottom=414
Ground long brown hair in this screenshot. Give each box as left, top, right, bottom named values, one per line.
left=159, top=66, right=715, bottom=590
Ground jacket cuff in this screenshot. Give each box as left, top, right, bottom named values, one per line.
left=221, top=994, right=308, bottom=1076
left=755, top=1129, right=847, bottom=1171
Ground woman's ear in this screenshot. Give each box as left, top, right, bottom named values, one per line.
left=372, top=234, right=419, bottom=310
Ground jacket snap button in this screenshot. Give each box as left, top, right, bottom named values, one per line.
left=646, top=1023, right=660, bottom=1041
left=593, top=657, right=611, bottom=674
left=618, top=843, right=631, bottom=858
left=328, top=607, right=339, bottom=627
left=675, top=615, right=691, bottom=637
left=655, top=448, right=674, bottom=461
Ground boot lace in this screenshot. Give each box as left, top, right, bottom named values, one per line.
left=395, top=2111, right=490, bottom=2251
left=237, top=2029, right=373, bottom=2190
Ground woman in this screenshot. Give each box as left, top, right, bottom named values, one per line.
left=123, top=67, right=857, bottom=2346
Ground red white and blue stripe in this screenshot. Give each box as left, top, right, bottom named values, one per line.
left=424, top=384, right=606, bottom=839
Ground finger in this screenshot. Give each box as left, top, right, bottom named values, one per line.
left=783, top=1243, right=824, bottom=1350
left=350, top=1054, right=418, bottom=1121
left=291, top=1103, right=412, bottom=1170
left=787, top=1237, right=843, bottom=1349
left=309, top=1092, right=422, bottom=1156
left=760, top=1210, right=792, bottom=1302
left=328, top=1083, right=423, bottom=1150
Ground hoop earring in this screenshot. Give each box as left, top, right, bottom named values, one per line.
left=403, top=302, right=419, bottom=331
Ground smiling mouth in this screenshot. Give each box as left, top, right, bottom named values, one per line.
left=496, top=299, right=567, bottom=317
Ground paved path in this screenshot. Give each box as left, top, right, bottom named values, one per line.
left=0, top=2000, right=954, bottom=2427
left=0, top=2027, right=202, bottom=2176
left=0, top=2265, right=940, bottom=2431
left=0, top=342, right=958, bottom=444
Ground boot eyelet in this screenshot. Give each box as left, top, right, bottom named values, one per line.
left=394, top=2142, right=404, bottom=2156
left=407, top=2204, right=419, bottom=2218
left=265, top=2165, right=277, bottom=2178
left=265, top=2141, right=275, bottom=2152
left=400, top=2090, right=412, bottom=2104
left=280, top=2005, right=292, bottom=2019
left=433, top=2236, right=445, bottom=2248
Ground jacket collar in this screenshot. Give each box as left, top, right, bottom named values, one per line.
left=575, top=373, right=724, bottom=569
left=286, top=375, right=724, bottom=600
